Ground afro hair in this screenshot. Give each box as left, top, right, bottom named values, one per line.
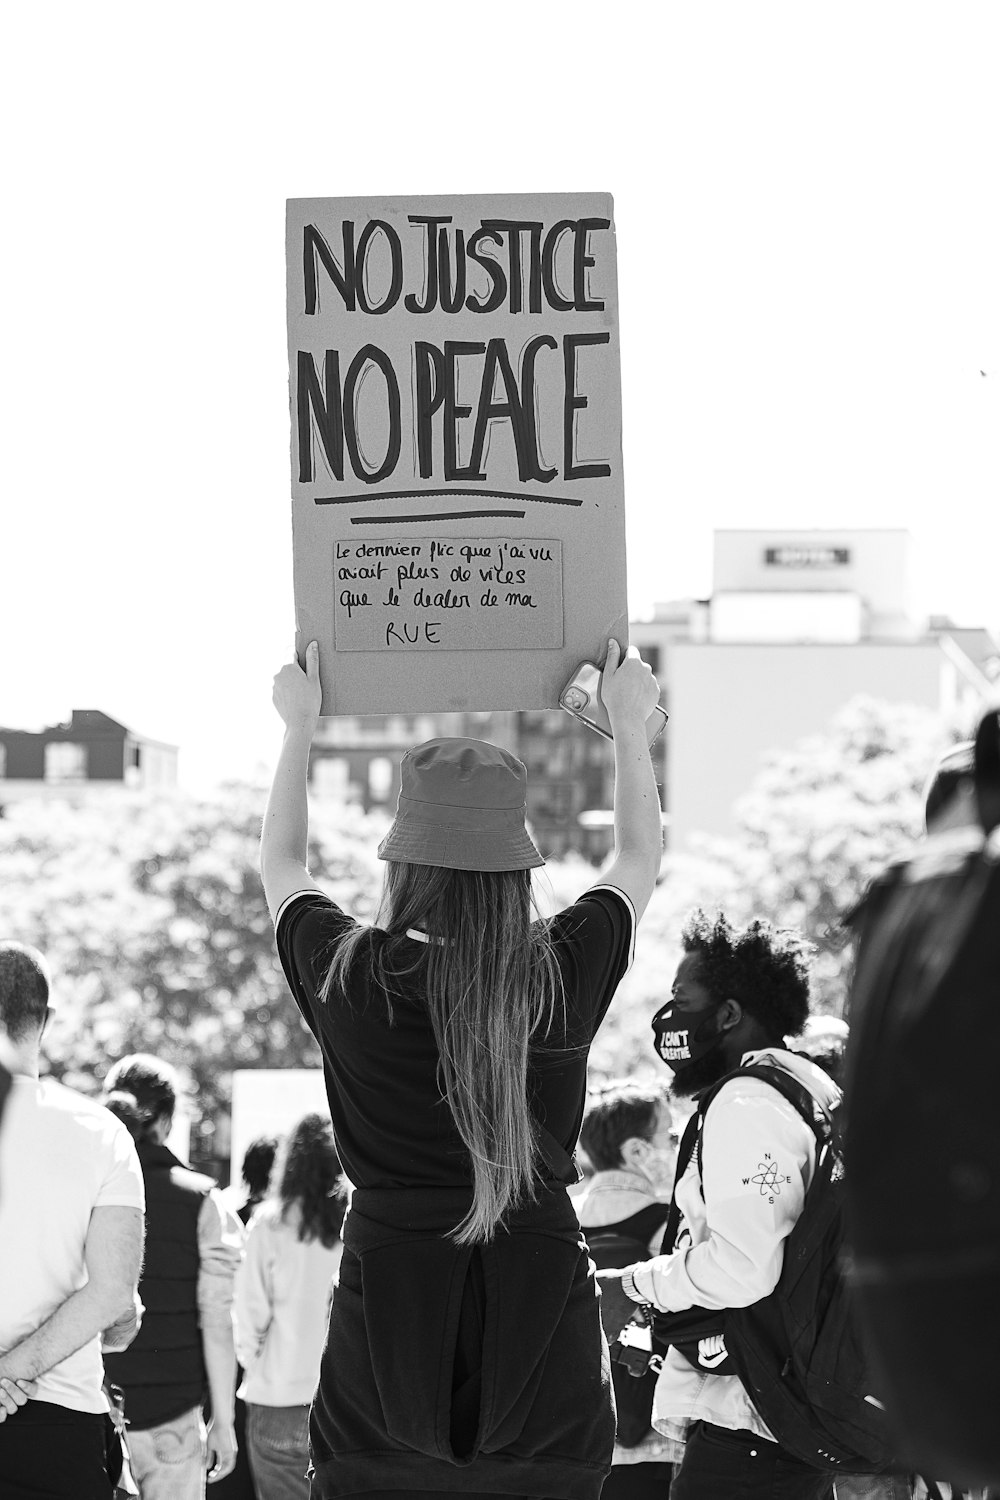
left=681, top=909, right=812, bottom=1041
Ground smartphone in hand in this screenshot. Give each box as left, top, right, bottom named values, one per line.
left=559, top=661, right=668, bottom=746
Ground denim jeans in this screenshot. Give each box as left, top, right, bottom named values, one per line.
left=671, top=1422, right=832, bottom=1500
left=128, top=1403, right=207, bottom=1500
left=246, top=1403, right=311, bottom=1500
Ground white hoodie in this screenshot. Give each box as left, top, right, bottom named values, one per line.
left=624, top=1047, right=840, bottom=1447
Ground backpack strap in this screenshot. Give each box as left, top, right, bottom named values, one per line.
left=700, top=1065, right=844, bottom=1260
left=705, top=1061, right=830, bottom=1137
left=659, top=1065, right=831, bottom=1252
left=695, top=1064, right=833, bottom=1192
left=660, top=1108, right=702, bottom=1253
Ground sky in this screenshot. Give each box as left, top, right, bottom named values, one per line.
left=1, top=2, right=997, bottom=788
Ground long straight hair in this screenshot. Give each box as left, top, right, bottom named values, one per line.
left=322, top=861, right=565, bottom=1244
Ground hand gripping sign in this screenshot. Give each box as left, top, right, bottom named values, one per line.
left=286, top=193, right=628, bottom=715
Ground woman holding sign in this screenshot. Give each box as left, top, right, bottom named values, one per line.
left=260, top=639, right=663, bottom=1499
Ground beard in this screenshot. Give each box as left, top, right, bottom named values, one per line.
left=668, top=1039, right=733, bottom=1099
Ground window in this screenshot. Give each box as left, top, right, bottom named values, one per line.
left=125, top=743, right=143, bottom=788
left=311, top=756, right=349, bottom=799
left=368, top=756, right=393, bottom=803
left=44, top=742, right=87, bottom=782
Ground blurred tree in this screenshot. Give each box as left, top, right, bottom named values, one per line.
left=0, top=696, right=959, bottom=1152
left=701, top=695, right=957, bottom=1011
left=0, top=785, right=387, bottom=1156
left=581, top=696, right=958, bottom=1083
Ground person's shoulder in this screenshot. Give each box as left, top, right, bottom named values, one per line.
left=168, top=1157, right=217, bottom=1196
left=550, top=884, right=637, bottom=934
left=37, top=1078, right=131, bottom=1136
left=247, top=1199, right=283, bottom=1233
left=24, top=1083, right=141, bottom=1188
left=547, top=884, right=637, bottom=968
left=741, top=1047, right=841, bottom=1112
left=36, top=1075, right=97, bottom=1111
left=708, top=1052, right=831, bottom=1127
left=573, top=1171, right=659, bottom=1229
left=708, top=1072, right=791, bottom=1111
left=275, top=887, right=354, bottom=934
left=275, top=889, right=361, bottom=971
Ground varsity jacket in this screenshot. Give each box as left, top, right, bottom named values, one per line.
left=627, top=1048, right=840, bottom=1445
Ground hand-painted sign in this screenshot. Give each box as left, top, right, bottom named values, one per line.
left=286, top=193, right=626, bottom=713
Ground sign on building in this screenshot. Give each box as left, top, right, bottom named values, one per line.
left=764, top=546, right=852, bottom=568
left=286, top=193, right=626, bottom=714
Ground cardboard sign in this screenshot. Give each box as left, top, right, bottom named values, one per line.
left=286, top=193, right=627, bottom=714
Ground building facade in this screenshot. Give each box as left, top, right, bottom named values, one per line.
left=308, top=703, right=643, bottom=862
left=304, top=529, right=998, bottom=860
left=0, top=709, right=178, bottom=807
left=636, top=529, right=997, bottom=847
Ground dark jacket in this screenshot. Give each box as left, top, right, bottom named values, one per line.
left=104, top=1141, right=213, bottom=1429
left=309, top=1184, right=616, bottom=1498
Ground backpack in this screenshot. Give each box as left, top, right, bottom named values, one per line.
left=843, top=706, right=1000, bottom=1486
left=586, top=1205, right=670, bottom=1448
left=655, top=1063, right=896, bottom=1474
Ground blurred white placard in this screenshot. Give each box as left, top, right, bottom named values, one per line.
left=229, top=1069, right=329, bottom=1189
left=710, top=590, right=864, bottom=644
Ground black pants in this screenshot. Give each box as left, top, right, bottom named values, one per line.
left=0, top=1398, right=115, bottom=1499
left=671, top=1422, right=831, bottom=1500
left=602, top=1462, right=673, bottom=1498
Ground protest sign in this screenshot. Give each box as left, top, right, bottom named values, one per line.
left=286, top=193, right=627, bottom=713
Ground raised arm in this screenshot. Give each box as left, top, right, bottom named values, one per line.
left=261, top=639, right=325, bottom=921
left=596, top=639, right=664, bottom=921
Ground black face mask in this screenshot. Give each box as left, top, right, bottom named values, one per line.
left=651, top=999, right=720, bottom=1070
left=651, top=999, right=732, bottom=1099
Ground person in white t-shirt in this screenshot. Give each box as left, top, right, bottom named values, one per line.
left=0, top=940, right=145, bottom=1500
left=234, top=1112, right=346, bottom=1500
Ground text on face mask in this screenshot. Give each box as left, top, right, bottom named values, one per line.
left=658, top=1029, right=690, bottom=1060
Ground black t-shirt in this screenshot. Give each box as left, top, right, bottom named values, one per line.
left=275, top=885, right=635, bottom=1191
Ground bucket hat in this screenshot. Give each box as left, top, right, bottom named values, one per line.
left=377, top=738, right=544, bottom=872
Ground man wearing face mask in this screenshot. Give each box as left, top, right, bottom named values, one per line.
left=599, top=909, right=838, bottom=1500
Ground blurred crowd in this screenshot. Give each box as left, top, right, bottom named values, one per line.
left=0, top=1014, right=346, bottom=1500
left=0, top=698, right=996, bottom=1500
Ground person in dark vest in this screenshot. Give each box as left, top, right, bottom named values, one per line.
left=102, top=1053, right=244, bottom=1500
left=576, top=1081, right=680, bottom=1498
left=260, top=638, right=664, bottom=1499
